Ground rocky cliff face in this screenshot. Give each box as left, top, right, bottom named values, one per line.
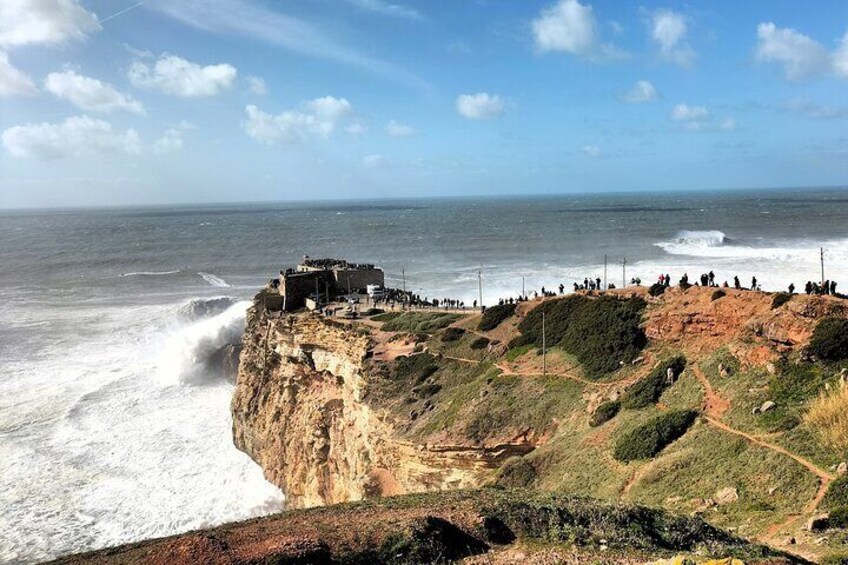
left=232, top=303, right=521, bottom=509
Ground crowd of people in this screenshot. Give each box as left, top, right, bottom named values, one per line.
left=805, top=280, right=838, bottom=295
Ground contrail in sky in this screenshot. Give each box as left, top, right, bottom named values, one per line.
left=99, top=1, right=148, bottom=24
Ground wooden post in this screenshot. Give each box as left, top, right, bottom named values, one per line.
left=478, top=269, right=483, bottom=311
left=542, top=311, right=547, bottom=377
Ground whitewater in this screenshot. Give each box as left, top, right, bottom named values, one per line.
left=1, top=188, right=847, bottom=563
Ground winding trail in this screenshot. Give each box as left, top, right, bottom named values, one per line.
left=691, top=365, right=833, bottom=512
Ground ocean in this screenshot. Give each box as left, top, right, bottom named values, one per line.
left=2, top=187, right=847, bottom=563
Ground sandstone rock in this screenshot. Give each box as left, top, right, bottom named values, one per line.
left=760, top=400, right=776, bottom=413
left=751, top=406, right=760, bottom=415
left=766, top=362, right=776, bottom=375
left=768, top=486, right=778, bottom=495
left=714, top=487, right=739, bottom=505
left=838, top=462, right=847, bottom=476
left=806, top=514, right=829, bottom=532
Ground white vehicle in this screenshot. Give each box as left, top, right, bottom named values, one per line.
left=366, top=284, right=386, bottom=299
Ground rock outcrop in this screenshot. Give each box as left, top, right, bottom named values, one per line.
left=232, top=303, right=526, bottom=508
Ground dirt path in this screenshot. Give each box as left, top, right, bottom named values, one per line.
left=691, top=365, right=833, bottom=512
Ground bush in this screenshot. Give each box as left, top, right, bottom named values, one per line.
left=620, top=356, right=687, bottom=409
left=823, top=474, right=848, bottom=511
left=648, top=283, right=666, bottom=297
left=517, top=295, right=647, bottom=379
left=613, top=410, right=698, bottom=462
left=589, top=400, right=621, bottom=427
left=711, top=289, right=726, bottom=301
left=478, top=303, right=517, bottom=332
left=822, top=554, right=848, bottom=565
left=393, top=353, right=438, bottom=385
left=441, top=327, right=465, bottom=342
left=804, top=380, right=848, bottom=455
left=830, top=506, right=848, bottom=529
left=495, top=456, right=537, bottom=488
left=382, top=312, right=462, bottom=334
left=771, top=292, right=792, bottom=309
left=808, top=318, right=848, bottom=361
left=470, top=336, right=490, bottom=350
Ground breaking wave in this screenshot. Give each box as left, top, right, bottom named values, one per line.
left=177, top=297, right=237, bottom=321
left=158, top=300, right=249, bottom=385
left=120, top=270, right=181, bottom=277
left=198, top=272, right=231, bottom=287
left=656, top=230, right=727, bottom=254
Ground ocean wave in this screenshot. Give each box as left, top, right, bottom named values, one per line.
left=198, top=272, right=231, bottom=288
left=119, top=270, right=181, bottom=277
left=177, top=297, right=237, bottom=321
left=658, top=230, right=727, bottom=252
left=158, top=300, right=249, bottom=385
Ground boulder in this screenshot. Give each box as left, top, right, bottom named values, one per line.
left=837, top=462, right=847, bottom=476
left=806, top=514, right=829, bottom=532
left=760, top=400, right=776, bottom=413
left=714, top=487, right=739, bottom=505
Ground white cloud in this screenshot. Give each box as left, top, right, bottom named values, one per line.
left=385, top=119, right=415, bottom=137
left=243, top=96, right=355, bottom=144
left=0, top=0, right=100, bottom=47
left=45, top=70, right=144, bottom=114
left=129, top=54, right=237, bottom=97
left=346, top=121, right=367, bottom=136
left=720, top=118, right=738, bottom=131
left=782, top=99, right=848, bottom=120
left=650, top=9, right=694, bottom=67
left=755, top=22, right=831, bottom=80
left=622, top=79, right=657, bottom=103
left=581, top=144, right=601, bottom=158
left=246, top=75, right=267, bottom=95
left=343, top=0, right=422, bottom=20
left=532, top=0, right=624, bottom=61
left=0, top=50, right=36, bottom=96
left=2, top=115, right=141, bottom=159
left=153, top=128, right=185, bottom=154
left=456, top=93, right=504, bottom=120
left=835, top=32, right=848, bottom=78
left=148, top=0, right=428, bottom=90
left=671, top=103, right=708, bottom=121
left=363, top=153, right=385, bottom=168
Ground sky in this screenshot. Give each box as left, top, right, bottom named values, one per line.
left=1, top=0, right=847, bottom=208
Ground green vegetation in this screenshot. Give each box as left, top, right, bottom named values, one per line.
left=589, top=400, right=621, bottom=427
left=822, top=553, right=848, bottom=565
left=495, top=456, right=537, bottom=488
left=478, top=303, right=517, bottom=331
left=648, top=283, right=666, bottom=297
left=621, top=356, right=687, bottom=409
left=830, top=505, right=848, bottom=529
left=613, top=410, right=698, bottom=462
left=711, top=289, right=726, bottom=301
left=469, top=336, right=490, bottom=350
left=760, top=360, right=833, bottom=432
left=380, top=312, right=462, bottom=334
left=823, top=474, right=848, bottom=511
left=515, top=295, right=647, bottom=379
left=808, top=317, right=848, bottom=361
left=505, top=344, right=533, bottom=362
left=771, top=292, right=793, bottom=309
left=441, top=327, right=465, bottom=342
left=393, top=353, right=438, bottom=385
left=371, top=312, right=402, bottom=323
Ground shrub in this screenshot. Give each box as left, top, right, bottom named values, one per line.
left=393, top=353, right=438, bottom=385
left=478, top=303, right=517, bottom=332
left=711, top=289, right=726, bottom=301
left=620, top=356, right=687, bottom=409
left=804, top=380, right=848, bottom=455
left=648, top=283, right=666, bottom=297
left=517, top=295, right=647, bottom=379
left=613, top=410, right=698, bottom=462
left=589, top=400, right=621, bottom=427
left=382, top=312, right=462, bottom=334
left=822, top=553, right=848, bottom=565
left=495, top=456, right=537, bottom=488
left=830, top=506, right=848, bottom=529
left=470, top=336, right=490, bottom=350
left=771, top=292, right=792, bottom=309
left=823, top=474, right=848, bottom=511
left=441, top=327, right=465, bottom=342
left=808, top=318, right=848, bottom=361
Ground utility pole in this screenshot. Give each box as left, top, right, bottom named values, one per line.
left=478, top=269, right=483, bottom=311
left=314, top=278, right=320, bottom=308
left=542, top=311, right=547, bottom=377
left=402, top=268, right=406, bottom=294
left=522, top=276, right=525, bottom=300
left=622, top=257, right=627, bottom=289
left=821, top=247, right=825, bottom=287
left=603, top=254, right=608, bottom=291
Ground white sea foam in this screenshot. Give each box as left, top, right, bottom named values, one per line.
left=198, top=272, right=231, bottom=287
left=119, top=270, right=181, bottom=277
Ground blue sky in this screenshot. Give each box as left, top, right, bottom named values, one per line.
left=1, top=0, right=847, bottom=208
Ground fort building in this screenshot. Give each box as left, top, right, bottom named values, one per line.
left=270, top=256, right=385, bottom=312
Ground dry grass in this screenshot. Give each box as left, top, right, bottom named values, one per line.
left=804, top=377, right=848, bottom=455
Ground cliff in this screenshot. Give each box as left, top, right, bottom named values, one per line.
left=232, top=304, right=530, bottom=509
